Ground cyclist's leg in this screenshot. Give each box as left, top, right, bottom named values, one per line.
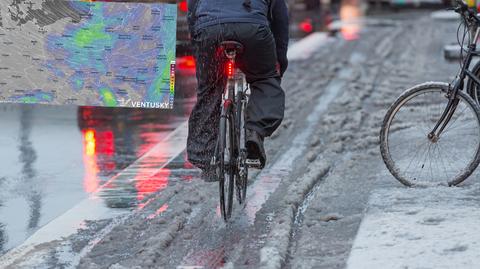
left=187, top=26, right=227, bottom=171
left=245, top=77, right=285, bottom=137
left=227, top=23, right=285, bottom=167
left=235, top=24, right=285, bottom=138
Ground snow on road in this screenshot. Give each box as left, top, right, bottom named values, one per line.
left=347, top=184, right=480, bottom=269
left=284, top=10, right=470, bottom=269
left=287, top=33, right=332, bottom=61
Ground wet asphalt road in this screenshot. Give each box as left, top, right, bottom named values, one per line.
left=0, top=98, right=194, bottom=254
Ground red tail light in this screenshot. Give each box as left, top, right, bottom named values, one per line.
left=177, top=55, right=196, bottom=70
left=179, top=1, right=188, bottom=12
left=299, top=19, right=313, bottom=33
left=226, top=61, right=234, bottom=77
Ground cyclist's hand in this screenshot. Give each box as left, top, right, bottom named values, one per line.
left=277, top=56, right=288, bottom=77
left=276, top=62, right=281, bottom=76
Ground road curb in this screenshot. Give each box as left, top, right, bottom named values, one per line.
left=346, top=185, right=480, bottom=268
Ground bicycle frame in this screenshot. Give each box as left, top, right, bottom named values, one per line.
left=212, top=48, right=249, bottom=169
left=429, top=26, right=480, bottom=140
left=214, top=44, right=250, bottom=220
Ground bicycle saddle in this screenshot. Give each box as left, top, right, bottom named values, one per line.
left=220, top=41, right=244, bottom=54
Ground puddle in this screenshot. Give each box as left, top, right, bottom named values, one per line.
left=0, top=98, right=194, bottom=255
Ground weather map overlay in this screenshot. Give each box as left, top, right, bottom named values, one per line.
left=0, top=0, right=177, bottom=108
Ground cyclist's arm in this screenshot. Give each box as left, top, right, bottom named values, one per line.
left=270, top=0, right=289, bottom=76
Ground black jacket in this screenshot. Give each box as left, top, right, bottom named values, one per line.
left=188, top=0, right=289, bottom=75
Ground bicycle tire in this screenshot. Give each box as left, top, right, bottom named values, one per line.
left=235, top=91, right=247, bottom=205
left=219, top=108, right=236, bottom=221
left=466, top=60, right=480, bottom=103
left=380, top=82, right=480, bottom=186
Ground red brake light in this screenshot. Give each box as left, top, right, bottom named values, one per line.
left=299, top=19, right=313, bottom=33
left=226, top=61, right=234, bottom=77
left=177, top=55, right=196, bottom=70
left=179, top=1, right=188, bottom=12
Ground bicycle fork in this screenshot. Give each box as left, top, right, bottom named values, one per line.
left=428, top=84, right=461, bottom=142
left=430, top=33, right=480, bottom=141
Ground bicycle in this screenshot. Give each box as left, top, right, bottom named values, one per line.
left=211, top=41, right=254, bottom=221
left=380, top=0, right=480, bottom=187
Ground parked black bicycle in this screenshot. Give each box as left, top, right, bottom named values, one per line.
left=380, top=0, right=480, bottom=186
left=212, top=41, right=250, bottom=221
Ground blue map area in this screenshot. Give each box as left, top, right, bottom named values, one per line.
left=0, top=1, right=177, bottom=108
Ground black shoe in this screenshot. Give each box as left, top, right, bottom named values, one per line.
left=200, top=166, right=219, bottom=182
left=246, top=129, right=266, bottom=169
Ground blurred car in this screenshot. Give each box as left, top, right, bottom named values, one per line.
left=175, top=0, right=197, bottom=99
left=176, top=0, right=191, bottom=56
left=288, top=0, right=332, bottom=39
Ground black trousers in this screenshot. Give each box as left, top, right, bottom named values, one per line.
left=187, top=23, right=285, bottom=169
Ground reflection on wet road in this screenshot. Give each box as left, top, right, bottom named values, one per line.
left=0, top=99, right=193, bottom=254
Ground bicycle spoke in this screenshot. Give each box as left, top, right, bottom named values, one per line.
left=441, top=105, right=469, bottom=135
left=438, top=143, right=454, bottom=173
left=442, top=120, right=477, bottom=136
left=389, top=134, right=426, bottom=151
left=403, top=141, right=430, bottom=180
left=434, top=144, right=449, bottom=181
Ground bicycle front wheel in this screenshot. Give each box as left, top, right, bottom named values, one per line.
left=380, top=82, right=480, bottom=186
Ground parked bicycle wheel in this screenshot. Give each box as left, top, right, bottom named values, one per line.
left=380, top=82, right=480, bottom=186
left=218, top=109, right=236, bottom=221
left=466, top=61, right=480, bottom=103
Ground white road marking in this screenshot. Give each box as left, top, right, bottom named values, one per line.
left=287, top=33, right=331, bottom=61
left=347, top=184, right=480, bottom=269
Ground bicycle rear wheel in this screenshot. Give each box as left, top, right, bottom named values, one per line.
left=219, top=110, right=236, bottom=221
left=380, top=82, right=480, bottom=186
left=235, top=91, right=248, bottom=205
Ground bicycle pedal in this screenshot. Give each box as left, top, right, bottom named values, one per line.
left=246, top=159, right=262, bottom=168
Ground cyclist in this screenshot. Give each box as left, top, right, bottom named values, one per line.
left=187, top=0, right=289, bottom=181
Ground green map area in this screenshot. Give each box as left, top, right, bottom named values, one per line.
left=0, top=0, right=177, bottom=108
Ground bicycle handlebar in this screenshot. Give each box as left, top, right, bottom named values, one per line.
left=452, top=0, right=480, bottom=24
